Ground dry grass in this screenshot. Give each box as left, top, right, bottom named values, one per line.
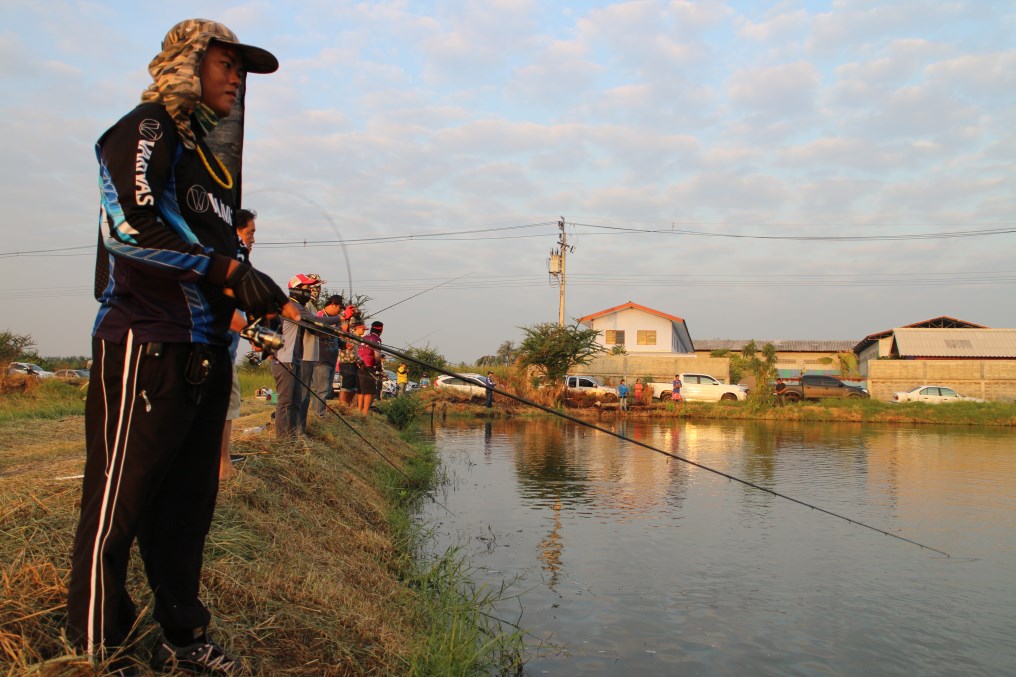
left=0, top=400, right=448, bottom=675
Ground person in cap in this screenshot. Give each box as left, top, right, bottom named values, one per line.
left=336, top=313, right=364, bottom=408
left=267, top=275, right=342, bottom=438
left=311, top=294, right=345, bottom=417
left=357, top=320, right=384, bottom=415
left=67, top=19, right=298, bottom=674
left=484, top=370, right=496, bottom=408
left=295, top=274, right=327, bottom=424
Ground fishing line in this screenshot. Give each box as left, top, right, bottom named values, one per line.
left=272, top=349, right=455, bottom=516
left=371, top=272, right=472, bottom=316
left=291, top=316, right=952, bottom=558
left=245, top=188, right=355, bottom=300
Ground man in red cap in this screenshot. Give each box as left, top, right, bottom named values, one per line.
left=67, top=19, right=297, bottom=674
left=268, top=275, right=345, bottom=437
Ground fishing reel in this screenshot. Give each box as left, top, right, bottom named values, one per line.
left=240, top=317, right=284, bottom=363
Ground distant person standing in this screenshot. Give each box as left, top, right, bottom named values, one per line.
left=634, top=378, right=644, bottom=404
left=617, top=379, right=629, bottom=412
left=357, top=321, right=384, bottom=415
left=671, top=375, right=683, bottom=404
left=336, top=317, right=363, bottom=408
left=220, top=208, right=259, bottom=481
left=269, top=275, right=341, bottom=437
left=296, top=275, right=326, bottom=427
left=484, top=370, right=496, bottom=408
left=396, top=363, right=409, bottom=396
left=419, top=373, right=431, bottom=388
left=311, top=295, right=345, bottom=417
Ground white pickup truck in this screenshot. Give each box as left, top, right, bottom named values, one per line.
left=647, top=373, right=747, bottom=402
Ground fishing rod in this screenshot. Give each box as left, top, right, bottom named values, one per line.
left=289, top=316, right=952, bottom=558
left=371, top=272, right=472, bottom=316
left=270, top=356, right=455, bottom=516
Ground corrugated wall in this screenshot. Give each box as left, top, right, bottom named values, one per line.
left=868, top=360, right=1016, bottom=401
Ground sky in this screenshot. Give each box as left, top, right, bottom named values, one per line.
left=1, top=0, right=1014, bottom=364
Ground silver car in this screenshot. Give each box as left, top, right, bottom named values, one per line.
left=433, top=373, right=487, bottom=397
left=892, top=385, right=985, bottom=403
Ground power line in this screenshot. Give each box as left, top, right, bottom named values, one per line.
left=3, top=269, right=1014, bottom=303
left=2, top=219, right=1014, bottom=258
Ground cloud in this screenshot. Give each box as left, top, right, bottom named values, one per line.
left=727, top=61, right=820, bottom=118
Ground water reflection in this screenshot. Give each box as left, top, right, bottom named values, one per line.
left=422, top=418, right=1016, bottom=676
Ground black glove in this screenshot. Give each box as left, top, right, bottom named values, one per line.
left=226, top=262, right=288, bottom=318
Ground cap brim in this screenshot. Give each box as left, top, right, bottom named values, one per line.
left=209, top=36, right=278, bottom=74
left=238, top=43, right=278, bottom=73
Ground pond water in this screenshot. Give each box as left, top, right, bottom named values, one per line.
left=417, top=418, right=1016, bottom=676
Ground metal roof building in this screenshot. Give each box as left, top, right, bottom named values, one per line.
left=695, top=339, right=856, bottom=353
left=890, top=329, right=1016, bottom=358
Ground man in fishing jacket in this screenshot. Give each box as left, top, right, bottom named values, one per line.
left=68, top=19, right=299, bottom=675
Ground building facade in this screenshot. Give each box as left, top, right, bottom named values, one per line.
left=577, top=302, right=695, bottom=354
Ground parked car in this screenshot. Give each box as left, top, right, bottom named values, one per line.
left=55, top=369, right=90, bottom=380
left=892, top=385, right=985, bottom=403
left=434, top=373, right=487, bottom=397
left=6, top=362, right=55, bottom=378
left=380, top=369, right=419, bottom=398
left=647, top=373, right=748, bottom=402
left=330, top=369, right=418, bottom=397
left=780, top=375, right=869, bottom=401
left=565, top=375, right=617, bottom=399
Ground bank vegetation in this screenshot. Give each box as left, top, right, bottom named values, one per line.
left=426, top=367, right=1016, bottom=427
left=0, top=376, right=524, bottom=675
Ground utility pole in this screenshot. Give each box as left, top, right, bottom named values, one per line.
left=548, top=217, right=572, bottom=326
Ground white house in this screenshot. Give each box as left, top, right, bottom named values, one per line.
left=577, top=301, right=695, bottom=354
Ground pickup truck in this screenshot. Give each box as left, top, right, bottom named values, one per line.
left=647, top=373, right=747, bottom=402
left=565, top=375, right=618, bottom=399
left=779, top=375, right=869, bottom=401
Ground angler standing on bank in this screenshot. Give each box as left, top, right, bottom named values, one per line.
left=67, top=19, right=297, bottom=674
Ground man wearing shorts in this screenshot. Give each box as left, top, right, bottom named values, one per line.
left=337, top=318, right=363, bottom=408
left=357, top=321, right=383, bottom=415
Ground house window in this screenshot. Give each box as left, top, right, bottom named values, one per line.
left=637, top=330, right=656, bottom=346
left=605, top=330, right=625, bottom=345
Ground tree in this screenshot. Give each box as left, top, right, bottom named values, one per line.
left=609, top=345, right=627, bottom=355
left=317, top=286, right=371, bottom=316
left=517, top=322, right=603, bottom=386
left=1, top=329, right=37, bottom=372
left=710, top=348, right=741, bottom=384
left=496, top=340, right=518, bottom=365
left=740, top=340, right=779, bottom=408
left=837, top=352, right=859, bottom=380
left=404, top=343, right=447, bottom=381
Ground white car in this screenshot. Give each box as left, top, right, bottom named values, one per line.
left=6, top=362, right=55, bottom=378
left=892, top=385, right=985, bottom=403
left=380, top=369, right=419, bottom=398
left=565, top=375, right=617, bottom=398
left=434, top=373, right=488, bottom=397
left=55, top=369, right=90, bottom=379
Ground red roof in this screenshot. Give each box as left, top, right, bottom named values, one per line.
left=578, top=301, right=685, bottom=325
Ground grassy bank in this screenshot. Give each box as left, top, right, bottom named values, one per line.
left=0, top=377, right=88, bottom=422
left=0, top=391, right=522, bottom=674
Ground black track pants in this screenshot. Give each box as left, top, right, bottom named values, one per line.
left=67, top=333, right=230, bottom=657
